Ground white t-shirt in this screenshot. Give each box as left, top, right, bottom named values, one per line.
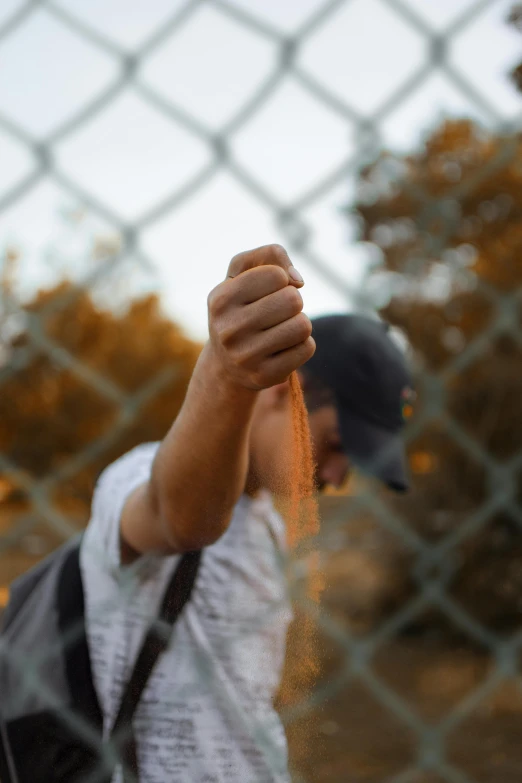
left=80, top=443, right=293, bottom=783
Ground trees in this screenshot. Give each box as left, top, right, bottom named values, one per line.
left=0, top=279, right=200, bottom=530
left=353, top=113, right=522, bottom=631
left=344, top=1, right=522, bottom=640
left=509, top=4, right=522, bottom=91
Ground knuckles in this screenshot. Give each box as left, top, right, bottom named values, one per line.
left=248, top=264, right=288, bottom=291
left=207, top=285, right=229, bottom=318
left=292, top=313, right=313, bottom=341
left=228, top=243, right=290, bottom=279
left=265, top=243, right=288, bottom=263
left=231, top=243, right=287, bottom=266
left=216, top=319, right=239, bottom=350
left=280, top=284, right=303, bottom=314
left=303, top=335, right=316, bottom=362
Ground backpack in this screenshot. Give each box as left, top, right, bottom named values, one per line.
left=0, top=535, right=201, bottom=783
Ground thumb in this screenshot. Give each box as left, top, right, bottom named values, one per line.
left=226, top=244, right=304, bottom=287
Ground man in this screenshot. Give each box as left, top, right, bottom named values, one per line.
left=81, top=244, right=412, bottom=782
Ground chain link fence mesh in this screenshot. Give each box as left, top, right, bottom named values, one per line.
left=0, top=0, right=521, bottom=781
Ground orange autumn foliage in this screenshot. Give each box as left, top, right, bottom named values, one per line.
left=0, top=282, right=201, bottom=520
left=354, top=117, right=522, bottom=632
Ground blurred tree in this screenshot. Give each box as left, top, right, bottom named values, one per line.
left=0, top=277, right=201, bottom=523
left=509, top=4, right=522, bottom=91
left=353, top=116, right=522, bottom=633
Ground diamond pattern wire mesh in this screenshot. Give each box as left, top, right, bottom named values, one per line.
left=0, top=0, right=521, bottom=781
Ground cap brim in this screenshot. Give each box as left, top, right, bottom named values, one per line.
left=338, top=408, right=409, bottom=492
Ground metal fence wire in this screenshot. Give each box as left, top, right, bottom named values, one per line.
left=0, top=0, right=521, bottom=781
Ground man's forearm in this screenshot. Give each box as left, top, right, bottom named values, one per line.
left=149, top=343, right=258, bottom=551
left=120, top=244, right=313, bottom=558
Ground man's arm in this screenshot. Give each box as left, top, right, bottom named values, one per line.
left=120, top=244, right=315, bottom=559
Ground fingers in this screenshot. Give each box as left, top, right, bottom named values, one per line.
left=224, top=265, right=290, bottom=307
left=226, top=244, right=304, bottom=288
left=230, top=320, right=315, bottom=390
left=237, top=285, right=304, bottom=333
left=247, top=313, right=313, bottom=361
left=257, top=337, right=316, bottom=387
left=208, top=282, right=304, bottom=350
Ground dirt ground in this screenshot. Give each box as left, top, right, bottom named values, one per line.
left=275, top=497, right=522, bottom=782
left=285, top=611, right=522, bottom=783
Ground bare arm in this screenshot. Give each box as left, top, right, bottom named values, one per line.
left=120, top=245, right=315, bottom=558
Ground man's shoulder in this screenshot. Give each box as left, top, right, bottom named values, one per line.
left=100, top=442, right=160, bottom=481
left=93, top=443, right=159, bottom=504
left=83, top=443, right=161, bottom=568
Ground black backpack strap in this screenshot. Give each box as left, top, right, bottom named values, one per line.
left=57, top=543, right=105, bottom=731
left=57, top=542, right=113, bottom=783
left=110, top=550, right=202, bottom=781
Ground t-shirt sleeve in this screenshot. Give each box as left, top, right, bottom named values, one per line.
left=84, top=442, right=160, bottom=569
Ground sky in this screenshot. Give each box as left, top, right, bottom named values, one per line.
left=0, top=0, right=520, bottom=339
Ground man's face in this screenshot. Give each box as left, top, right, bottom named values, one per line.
left=248, top=388, right=350, bottom=496
left=307, top=404, right=350, bottom=491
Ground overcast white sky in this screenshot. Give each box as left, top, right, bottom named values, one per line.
left=0, top=0, right=520, bottom=339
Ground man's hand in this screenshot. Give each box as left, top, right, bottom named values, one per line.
left=207, top=244, right=316, bottom=390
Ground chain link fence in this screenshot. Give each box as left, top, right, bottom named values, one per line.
left=1, top=0, right=521, bottom=781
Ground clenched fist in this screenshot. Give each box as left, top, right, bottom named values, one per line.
left=207, top=244, right=316, bottom=390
